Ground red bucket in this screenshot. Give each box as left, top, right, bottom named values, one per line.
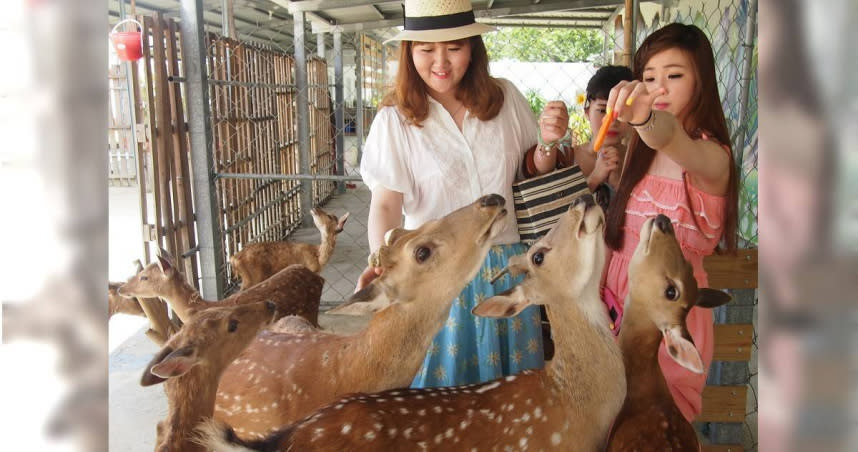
left=110, top=19, right=143, bottom=62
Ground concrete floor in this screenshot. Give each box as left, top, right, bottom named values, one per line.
left=108, top=182, right=374, bottom=451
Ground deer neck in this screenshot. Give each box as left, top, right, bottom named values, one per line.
left=617, top=299, right=672, bottom=402
left=161, top=275, right=207, bottom=319
left=352, top=295, right=454, bottom=388
left=317, top=231, right=336, bottom=268
left=545, top=284, right=624, bottom=398
left=161, top=367, right=219, bottom=452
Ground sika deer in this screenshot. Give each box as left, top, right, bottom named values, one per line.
left=199, top=194, right=625, bottom=451
left=210, top=194, right=509, bottom=440
left=606, top=215, right=731, bottom=452
left=118, top=251, right=323, bottom=327
left=141, top=300, right=278, bottom=452
left=230, top=207, right=349, bottom=289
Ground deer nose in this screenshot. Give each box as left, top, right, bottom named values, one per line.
left=265, top=300, right=276, bottom=312
left=654, top=214, right=673, bottom=234
left=572, top=193, right=595, bottom=209
left=480, top=194, right=505, bottom=207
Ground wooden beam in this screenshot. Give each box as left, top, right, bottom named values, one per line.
left=698, top=385, right=748, bottom=423
left=712, top=323, right=754, bottom=362
left=703, top=249, right=758, bottom=290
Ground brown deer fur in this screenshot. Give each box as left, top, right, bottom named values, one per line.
left=606, top=215, right=731, bottom=452
left=211, top=194, right=510, bottom=440
left=140, top=300, right=278, bottom=452
left=230, top=207, right=349, bottom=289
left=118, top=253, right=323, bottom=327
left=199, top=195, right=626, bottom=452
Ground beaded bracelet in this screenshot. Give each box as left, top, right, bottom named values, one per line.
left=537, top=127, right=572, bottom=156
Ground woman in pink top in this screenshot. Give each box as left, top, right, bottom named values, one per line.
left=600, top=23, right=740, bottom=421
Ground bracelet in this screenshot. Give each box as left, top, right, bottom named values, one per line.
left=536, top=143, right=556, bottom=156
left=628, top=111, right=655, bottom=130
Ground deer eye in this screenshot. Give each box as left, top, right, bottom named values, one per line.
left=414, top=246, right=431, bottom=263
left=140, top=276, right=148, bottom=281
left=228, top=319, right=239, bottom=332
left=532, top=252, right=544, bottom=266
left=665, top=285, right=679, bottom=301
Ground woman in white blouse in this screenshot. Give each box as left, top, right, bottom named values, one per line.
left=357, top=0, right=569, bottom=388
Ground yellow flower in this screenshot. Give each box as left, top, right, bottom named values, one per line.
left=576, top=91, right=586, bottom=106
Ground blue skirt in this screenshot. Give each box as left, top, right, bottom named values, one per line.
left=411, top=243, right=545, bottom=388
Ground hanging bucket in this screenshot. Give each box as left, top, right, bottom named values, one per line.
left=110, top=19, right=143, bottom=62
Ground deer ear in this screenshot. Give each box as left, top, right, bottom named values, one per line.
left=328, top=283, right=391, bottom=316
left=141, top=346, right=173, bottom=386
left=148, top=346, right=198, bottom=380
left=473, top=286, right=532, bottom=318
left=696, top=288, right=732, bottom=308
left=384, top=227, right=409, bottom=246
left=662, top=327, right=704, bottom=374
left=156, top=254, right=174, bottom=274
left=336, top=212, right=350, bottom=233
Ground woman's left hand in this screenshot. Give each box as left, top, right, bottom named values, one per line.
left=539, top=101, right=569, bottom=143
left=605, top=80, right=666, bottom=125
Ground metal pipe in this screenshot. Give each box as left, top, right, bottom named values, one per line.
left=293, top=11, right=315, bottom=227
left=355, top=33, right=364, bottom=163
left=180, top=0, right=225, bottom=298
left=334, top=30, right=346, bottom=194
left=316, top=32, right=326, bottom=58
left=216, top=172, right=363, bottom=181
left=735, top=0, right=758, bottom=172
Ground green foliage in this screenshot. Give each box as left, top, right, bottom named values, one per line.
left=524, top=90, right=546, bottom=116
left=484, top=27, right=603, bottom=62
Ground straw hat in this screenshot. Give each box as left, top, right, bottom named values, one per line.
left=384, top=0, right=496, bottom=44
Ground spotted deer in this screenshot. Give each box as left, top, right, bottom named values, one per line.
left=118, top=251, right=323, bottom=327
left=230, top=207, right=350, bottom=289
left=199, top=194, right=625, bottom=451
left=606, top=215, right=731, bottom=452
left=140, top=300, right=278, bottom=452
left=210, top=194, right=509, bottom=440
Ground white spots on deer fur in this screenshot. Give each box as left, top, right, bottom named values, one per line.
left=521, top=413, right=531, bottom=422
left=334, top=403, right=343, bottom=410
left=417, top=441, right=428, bottom=450
left=399, top=407, right=409, bottom=415
left=341, top=423, right=352, bottom=434
left=480, top=409, right=495, bottom=420
left=418, top=409, right=426, bottom=416
left=365, top=431, right=376, bottom=440
left=445, top=428, right=454, bottom=439
left=416, top=395, right=425, bottom=400
left=403, top=427, right=413, bottom=439
left=387, top=428, right=397, bottom=438
left=519, top=438, right=528, bottom=448
left=321, top=351, right=330, bottom=366
left=394, top=397, right=405, bottom=402
left=459, top=420, right=470, bottom=430
left=525, top=426, right=533, bottom=436
left=551, top=433, right=561, bottom=445
left=433, top=406, right=443, bottom=414
left=496, top=415, right=504, bottom=424
left=533, top=407, right=542, bottom=419
left=506, top=403, right=515, bottom=412
left=373, top=423, right=383, bottom=432
left=475, top=381, right=501, bottom=394
left=434, top=433, right=444, bottom=444
left=312, top=427, right=325, bottom=441
left=505, top=375, right=516, bottom=382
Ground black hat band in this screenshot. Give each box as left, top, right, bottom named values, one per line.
left=404, top=10, right=476, bottom=31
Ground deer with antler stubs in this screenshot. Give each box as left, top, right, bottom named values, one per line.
left=140, top=300, right=278, bottom=452
left=118, top=251, right=323, bottom=327
left=605, top=214, right=731, bottom=452
left=209, top=194, right=510, bottom=440
left=198, top=194, right=625, bottom=451
left=230, top=207, right=350, bottom=289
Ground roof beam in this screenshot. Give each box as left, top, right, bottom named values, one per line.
left=286, top=0, right=400, bottom=13
left=311, top=0, right=622, bottom=33
left=370, top=4, right=386, bottom=20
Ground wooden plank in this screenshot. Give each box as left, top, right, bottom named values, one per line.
left=142, top=15, right=166, bottom=261
left=130, top=15, right=150, bottom=263
left=698, top=385, right=748, bottom=423
left=701, top=445, right=744, bottom=452
left=151, top=13, right=178, bottom=257
left=713, top=323, right=754, bottom=362
left=703, top=249, right=758, bottom=289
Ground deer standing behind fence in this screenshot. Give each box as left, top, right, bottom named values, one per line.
left=230, top=207, right=349, bottom=290
left=210, top=194, right=510, bottom=440
left=118, top=251, right=323, bottom=327
left=140, top=300, right=278, bottom=452
left=199, top=194, right=625, bottom=452
left=605, top=214, right=731, bottom=452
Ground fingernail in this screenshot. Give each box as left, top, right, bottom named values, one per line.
left=625, top=96, right=635, bottom=106
left=606, top=107, right=613, bottom=116
left=613, top=110, right=619, bottom=119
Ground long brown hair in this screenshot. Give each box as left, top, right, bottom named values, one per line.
left=605, top=23, right=739, bottom=252
left=381, top=36, right=504, bottom=126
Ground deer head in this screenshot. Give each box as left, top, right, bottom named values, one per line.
left=310, top=207, right=349, bottom=236
left=328, top=194, right=508, bottom=316
left=117, top=248, right=180, bottom=300
left=140, top=300, right=278, bottom=387
left=627, top=214, right=732, bottom=373
left=474, top=194, right=606, bottom=320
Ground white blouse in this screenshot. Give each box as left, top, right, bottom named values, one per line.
left=360, top=78, right=538, bottom=245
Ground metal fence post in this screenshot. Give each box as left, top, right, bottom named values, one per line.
left=735, top=0, right=758, bottom=171
left=293, top=10, right=314, bottom=227
left=334, top=29, right=346, bottom=193
left=180, top=0, right=224, bottom=298
left=355, top=34, right=364, bottom=163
